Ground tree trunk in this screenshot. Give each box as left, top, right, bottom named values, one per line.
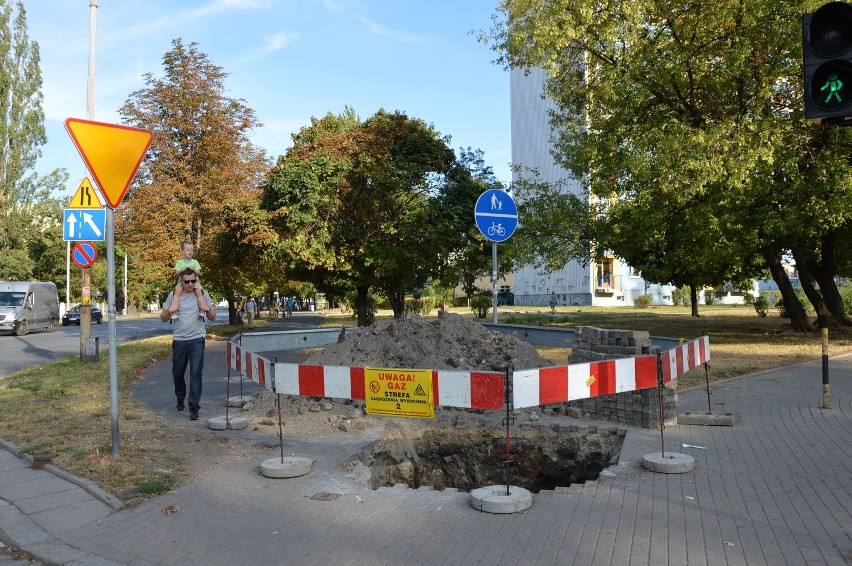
left=790, top=246, right=831, bottom=328
left=355, top=285, right=371, bottom=327
left=389, top=289, right=405, bottom=319
left=810, top=235, right=852, bottom=326
left=689, top=284, right=700, bottom=317
left=762, top=246, right=814, bottom=332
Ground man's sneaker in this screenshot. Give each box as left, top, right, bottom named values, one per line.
left=176, top=401, right=185, bottom=411
left=189, top=408, right=199, bottom=421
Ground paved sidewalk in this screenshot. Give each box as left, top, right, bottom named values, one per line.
left=1, top=320, right=850, bottom=564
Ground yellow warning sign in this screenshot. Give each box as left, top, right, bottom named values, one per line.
left=365, top=367, right=434, bottom=419
left=64, top=118, right=153, bottom=209
left=67, top=177, right=103, bottom=209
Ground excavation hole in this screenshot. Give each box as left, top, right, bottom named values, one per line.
left=352, top=426, right=623, bottom=493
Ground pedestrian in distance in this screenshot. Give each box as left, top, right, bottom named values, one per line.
left=549, top=291, right=558, bottom=314
left=161, top=269, right=216, bottom=421
left=245, top=296, right=256, bottom=329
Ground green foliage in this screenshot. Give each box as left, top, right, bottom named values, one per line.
left=341, top=290, right=378, bottom=326
left=839, top=283, right=852, bottom=315
left=671, top=287, right=690, bottom=307
left=634, top=294, right=652, bottom=309
left=470, top=292, right=492, bottom=319
left=262, top=108, right=495, bottom=325
left=775, top=288, right=813, bottom=318
left=0, top=3, right=68, bottom=285
left=704, top=290, right=715, bottom=305
left=487, top=0, right=850, bottom=331
left=118, top=39, right=269, bottom=319
left=753, top=295, right=769, bottom=317
left=405, top=296, right=435, bottom=316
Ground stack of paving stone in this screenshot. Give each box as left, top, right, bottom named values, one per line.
left=567, top=326, right=675, bottom=429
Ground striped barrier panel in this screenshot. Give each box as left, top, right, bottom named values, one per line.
left=512, top=335, right=711, bottom=409
left=226, top=341, right=505, bottom=410
left=226, top=335, right=710, bottom=412
left=226, top=341, right=273, bottom=390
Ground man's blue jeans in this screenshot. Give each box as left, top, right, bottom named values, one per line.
left=172, top=337, right=205, bottom=410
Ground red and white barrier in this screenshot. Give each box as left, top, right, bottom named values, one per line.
left=512, top=335, right=711, bottom=409
left=227, top=342, right=506, bottom=409
left=226, top=335, right=710, bottom=412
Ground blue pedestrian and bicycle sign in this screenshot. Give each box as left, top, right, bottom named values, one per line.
left=474, top=189, right=518, bottom=243
left=63, top=208, right=105, bottom=241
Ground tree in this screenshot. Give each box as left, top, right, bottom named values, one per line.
left=117, top=39, right=269, bottom=322
left=0, top=1, right=66, bottom=285
left=488, top=0, right=852, bottom=331
left=433, top=148, right=509, bottom=302
left=262, top=109, right=486, bottom=325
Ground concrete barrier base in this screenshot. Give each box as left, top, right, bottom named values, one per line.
left=470, top=485, right=533, bottom=514
left=207, top=416, right=248, bottom=431
left=642, top=452, right=695, bottom=474
left=677, top=411, right=739, bottom=426
left=227, top=396, right=251, bottom=408
left=260, top=456, right=314, bottom=478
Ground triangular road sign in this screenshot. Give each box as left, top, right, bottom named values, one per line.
left=65, top=118, right=153, bottom=208
left=67, top=177, right=103, bottom=209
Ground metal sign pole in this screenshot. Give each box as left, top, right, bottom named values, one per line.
left=492, top=242, right=498, bottom=324
left=107, top=207, right=120, bottom=457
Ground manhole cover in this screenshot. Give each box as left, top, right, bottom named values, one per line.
left=309, top=491, right=342, bottom=501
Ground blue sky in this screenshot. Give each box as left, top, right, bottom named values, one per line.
left=26, top=0, right=511, bottom=199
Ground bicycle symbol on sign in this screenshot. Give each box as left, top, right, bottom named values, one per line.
left=487, top=222, right=506, bottom=237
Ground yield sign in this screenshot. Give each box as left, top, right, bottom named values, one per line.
left=65, top=118, right=153, bottom=208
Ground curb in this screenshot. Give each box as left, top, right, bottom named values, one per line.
left=0, top=438, right=124, bottom=511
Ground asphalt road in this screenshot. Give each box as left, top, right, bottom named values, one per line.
left=0, top=309, right=227, bottom=379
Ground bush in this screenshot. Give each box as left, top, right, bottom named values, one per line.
left=421, top=282, right=454, bottom=310
left=470, top=293, right=492, bottom=319
left=704, top=290, right=715, bottom=305
left=671, top=286, right=690, bottom=306
left=634, top=294, right=652, bottom=309
left=776, top=287, right=813, bottom=318
left=753, top=295, right=768, bottom=317
left=839, top=282, right=852, bottom=315
left=405, top=296, right=435, bottom=316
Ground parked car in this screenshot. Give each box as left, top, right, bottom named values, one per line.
left=62, top=304, right=103, bottom=326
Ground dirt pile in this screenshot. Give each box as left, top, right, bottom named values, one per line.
left=236, top=313, right=552, bottom=438
left=305, top=312, right=552, bottom=371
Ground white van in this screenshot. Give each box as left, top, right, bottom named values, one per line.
left=0, top=281, right=60, bottom=336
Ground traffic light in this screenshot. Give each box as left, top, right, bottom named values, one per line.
left=803, top=2, right=852, bottom=123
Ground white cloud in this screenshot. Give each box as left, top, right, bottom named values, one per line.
left=355, top=15, right=427, bottom=43
left=239, top=31, right=299, bottom=62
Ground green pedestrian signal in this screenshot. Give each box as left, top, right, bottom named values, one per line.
left=803, top=2, right=852, bottom=123
left=821, top=74, right=843, bottom=103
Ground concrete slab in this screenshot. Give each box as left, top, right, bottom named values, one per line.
left=470, top=485, right=533, bottom=514
left=677, top=411, right=739, bottom=426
